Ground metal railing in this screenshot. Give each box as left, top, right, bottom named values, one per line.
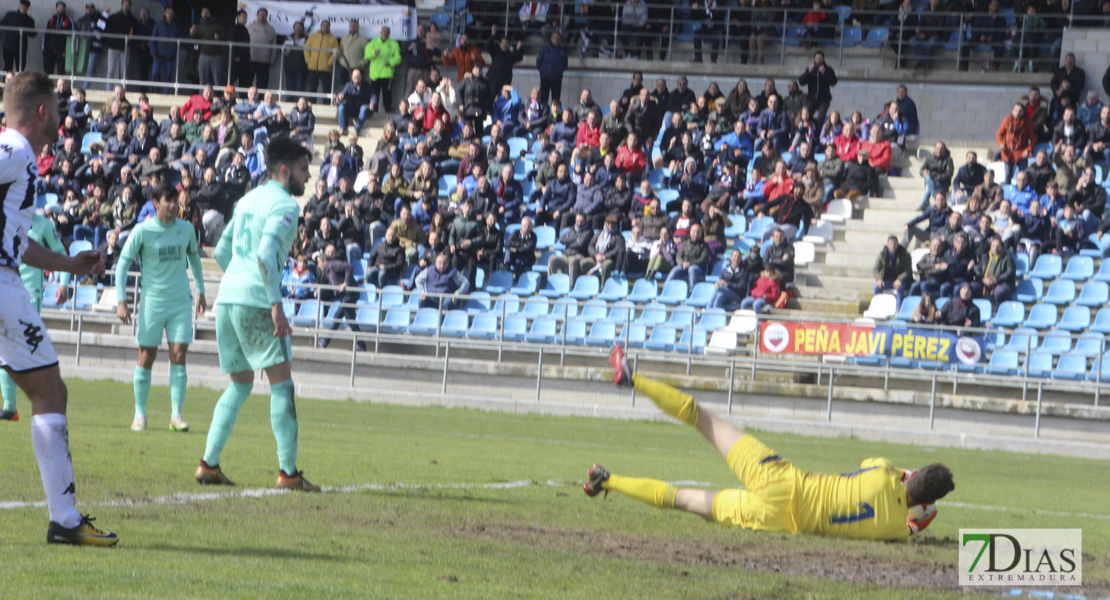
left=43, top=271, right=1110, bottom=440
left=0, top=25, right=340, bottom=103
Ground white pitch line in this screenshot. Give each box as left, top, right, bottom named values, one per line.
left=938, top=501, right=1110, bottom=521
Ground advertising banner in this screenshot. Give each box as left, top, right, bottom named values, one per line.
left=758, top=321, right=985, bottom=365
left=238, top=0, right=417, bottom=40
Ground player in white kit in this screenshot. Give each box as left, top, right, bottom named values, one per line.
left=0, top=71, right=118, bottom=545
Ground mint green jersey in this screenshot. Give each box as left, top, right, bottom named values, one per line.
left=214, top=180, right=300, bottom=309
left=19, top=213, right=71, bottom=297
left=115, top=217, right=205, bottom=306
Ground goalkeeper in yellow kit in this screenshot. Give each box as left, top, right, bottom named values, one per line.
left=585, top=346, right=955, bottom=541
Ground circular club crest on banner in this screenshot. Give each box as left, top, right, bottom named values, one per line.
left=762, top=323, right=790, bottom=353
left=955, top=336, right=982, bottom=365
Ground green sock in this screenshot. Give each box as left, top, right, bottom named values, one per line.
left=202, top=381, right=253, bottom=467
left=133, top=366, right=152, bottom=418
left=269, top=380, right=298, bottom=475
left=169, top=364, right=187, bottom=417
left=0, top=370, right=17, bottom=412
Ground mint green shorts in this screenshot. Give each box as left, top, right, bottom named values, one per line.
left=136, top=300, right=193, bottom=348
left=216, top=303, right=292, bottom=374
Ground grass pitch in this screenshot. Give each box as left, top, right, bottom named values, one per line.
left=0, top=379, right=1107, bottom=599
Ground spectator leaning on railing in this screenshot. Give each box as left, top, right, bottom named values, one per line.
left=305, top=21, right=339, bottom=97
left=247, top=8, right=278, bottom=90
left=1, top=0, right=36, bottom=73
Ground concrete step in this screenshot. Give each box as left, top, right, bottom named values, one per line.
left=787, top=297, right=866, bottom=317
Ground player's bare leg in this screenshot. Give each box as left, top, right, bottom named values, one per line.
left=11, top=366, right=118, bottom=546
left=167, top=343, right=190, bottom=431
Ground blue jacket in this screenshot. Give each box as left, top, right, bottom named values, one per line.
left=906, top=205, right=953, bottom=230
left=542, top=178, right=577, bottom=213
left=494, top=177, right=525, bottom=223
left=551, top=121, right=577, bottom=147
left=758, top=108, right=790, bottom=140
left=717, top=131, right=754, bottom=164
left=341, top=81, right=374, bottom=109
left=536, top=42, right=568, bottom=82
left=897, top=96, right=920, bottom=136
left=492, top=90, right=521, bottom=127
left=573, top=182, right=604, bottom=215
left=678, top=172, right=710, bottom=201
left=151, top=20, right=186, bottom=59
left=1010, top=185, right=1037, bottom=214
left=413, top=199, right=438, bottom=232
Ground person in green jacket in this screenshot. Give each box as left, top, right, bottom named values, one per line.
left=364, top=26, right=401, bottom=116
left=873, top=235, right=914, bottom=310
left=919, top=141, right=954, bottom=210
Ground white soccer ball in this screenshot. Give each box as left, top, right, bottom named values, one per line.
left=907, top=503, right=936, bottom=521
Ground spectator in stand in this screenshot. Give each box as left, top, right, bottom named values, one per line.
left=1051, top=53, right=1086, bottom=106
left=1076, top=166, right=1108, bottom=231
left=366, top=226, right=406, bottom=287
left=1087, top=106, right=1110, bottom=173
left=664, top=223, right=711, bottom=288
left=505, top=216, right=537, bottom=279
left=288, top=97, right=315, bottom=151
left=1052, top=106, right=1088, bottom=152
left=951, top=151, right=987, bottom=205
left=741, top=267, right=781, bottom=314
left=861, top=125, right=892, bottom=174
left=189, top=7, right=223, bottom=88
left=181, top=84, right=215, bottom=122
left=416, top=251, right=471, bottom=311
left=486, top=29, right=524, bottom=95
left=833, top=151, right=875, bottom=201
left=938, top=232, right=976, bottom=298
left=764, top=227, right=796, bottom=285
left=645, top=225, right=677, bottom=279
left=1, top=0, right=35, bottom=73
left=757, top=94, right=791, bottom=152
left=336, top=69, right=374, bottom=136
left=405, top=24, right=433, bottom=97
left=365, top=26, right=401, bottom=116
left=580, top=215, right=625, bottom=283
left=305, top=20, right=339, bottom=96
left=909, top=236, right=948, bottom=297
left=1022, top=149, right=1054, bottom=196
left=536, top=31, right=568, bottom=104
left=458, top=65, right=493, bottom=133
left=1019, top=199, right=1051, bottom=263
left=760, top=182, right=815, bottom=241
left=282, top=21, right=308, bottom=100
left=798, top=51, right=836, bottom=126
left=972, top=236, right=1014, bottom=307
left=390, top=203, right=427, bottom=264
left=549, top=212, right=594, bottom=284
left=282, top=253, right=315, bottom=301
left=996, top=103, right=1036, bottom=184
left=314, top=243, right=367, bottom=350
left=708, top=249, right=750, bottom=309
left=41, top=1, right=73, bottom=76
left=442, top=32, right=485, bottom=83
left=903, top=191, right=952, bottom=248
left=919, top=141, right=953, bottom=211
left=493, top=163, right=524, bottom=225
left=244, top=9, right=278, bottom=90
left=964, top=0, right=1006, bottom=72
left=335, top=19, right=367, bottom=93
left=1078, top=91, right=1103, bottom=128
left=615, top=133, right=647, bottom=184
left=939, top=282, right=981, bottom=328
left=909, top=291, right=937, bottom=323
left=873, top=235, right=913, bottom=309
left=147, top=8, right=182, bottom=93
left=834, top=121, right=862, bottom=163
left=447, top=198, right=485, bottom=285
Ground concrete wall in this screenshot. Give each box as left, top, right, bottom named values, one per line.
left=1060, top=27, right=1110, bottom=102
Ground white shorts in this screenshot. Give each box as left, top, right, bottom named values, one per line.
left=0, top=268, right=59, bottom=374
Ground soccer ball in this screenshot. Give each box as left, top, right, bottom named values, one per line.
left=907, top=503, right=936, bottom=521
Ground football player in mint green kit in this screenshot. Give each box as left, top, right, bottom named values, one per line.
left=194, top=137, right=320, bottom=492
left=114, top=184, right=206, bottom=432
left=0, top=213, right=71, bottom=422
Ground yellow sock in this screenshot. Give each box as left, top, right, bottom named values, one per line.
left=602, top=474, right=678, bottom=509
left=632, top=375, right=699, bottom=426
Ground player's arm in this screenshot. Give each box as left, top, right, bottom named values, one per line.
left=213, top=215, right=236, bottom=272
left=185, top=226, right=207, bottom=315
left=22, top=238, right=104, bottom=276
left=40, top=221, right=73, bottom=287
left=115, top=231, right=141, bottom=323
left=258, top=207, right=298, bottom=337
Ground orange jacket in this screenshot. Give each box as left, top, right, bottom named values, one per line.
left=442, top=44, right=486, bottom=82
left=996, top=113, right=1035, bottom=163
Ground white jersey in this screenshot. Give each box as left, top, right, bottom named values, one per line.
left=0, top=128, right=37, bottom=271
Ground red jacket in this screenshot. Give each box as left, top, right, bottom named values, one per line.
left=834, top=133, right=861, bottom=162
left=749, top=276, right=781, bottom=300
left=575, top=121, right=601, bottom=148
left=417, top=105, right=449, bottom=132
left=181, top=95, right=213, bottom=122
left=761, top=174, right=795, bottom=203
left=861, top=139, right=891, bottom=171
left=615, top=145, right=646, bottom=178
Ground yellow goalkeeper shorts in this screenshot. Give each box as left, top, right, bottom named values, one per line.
left=711, top=434, right=801, bottom=534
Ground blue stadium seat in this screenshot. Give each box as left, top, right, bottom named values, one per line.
left=598, top=276, right=629, bottom=302
left=1029, top=254, right=1062, bottom=279
left=1073, top=333, right=1104, bottom=356
left=704, top=261, right=725, bottom=284
left=1086, top=354, right=1110, bottom=382
left=862, top=27, right=889, bottom=47
left=80, top=132, right=103, bottom=155
left=357, top=284, right=377, bottom=306
left=1057, top=306, right=1091, bottom=332
left=491, top=293, right=521, bottom=317
left=676, top=328, right=708, bottom=354
left=835, top=5, right=852, bottom=23
left=380, top=308, right=411, bottom=334
left=1014, top=253, right=1030, bottom=277
left=586, top=321, right=617, bottom=347
left=973, top=298, right=994, bottom=323
left=1076, top=281, right=1109, bottom=307
left=467, top=314, right=499, bottom=340
left=465, top=291, right=492, bottom=315
left=281, top=299, right=298, bottom=320
left=501, top=315, right=528, bottom=342
left=628, top=278, right=658, bottom=303
left=984, top=350, right=1019, bottom=376
left=563, top=319, right=588, bottom=345
left=474, top=268, right=486, bottom=291
left=438, top=174, right=457, bottom=197
left=486, top=270, right=515, bottom=295
left=842, top=25, right=863, bottom=46
left=724, top=217, right=747, bottom=240
left=1062, top=256, right=1095, bottom=281
left=1004, top=327, right=1039, bottom=352
left=42, top=285, right=63, bottom=309
left=551, top=297, right=579, bottom=320
left=1094, top=260, right=1110, bottom=283
left=1023, top=304, right=1058, bottom=329
left=657, top=280, right=689, bottom=305
left=646, top=168, right=667, bottom=188
left=1039, top=332, right=1073, bottom=355
left=380, top=285, right=406, bottom=309
left=943, top=30, right=962, bottom=51
left=440, top=311, right=469, bottom=337
left=64, top=286, right=97, bottom=311
left=1013, top=278, right=1043, bottom=303
left=634, top=303, right=668, bottom=326
left=568, top=275, right=601, bottom=300
left=1023, top=351, right=1055, bottom=378
left=605, top=300, right=635, bottom=324
left=578, top=300, right=609, bottom=322
left=507, top=137, right=529, bottom=157
left=355, top=306, right=380, bottom=330
left=624, top=323, right=648, bottom=348
left=668, top=305, right=698, bottom=328
left=656, top=189, right=679, bottom=206
left=408, top=308, right=441, bottom=336
left=290, top=299, right=321, bottom=327
left=644, top=326, right=677, bottom=352
left=534, top=226, right=556, bottom=250
left=522, top=297, right=550, bottom=318
left=696, top=308, right=728, bottom=331
left=894, top=296, right=922, bottom=321
left=685, top=282, right=716, bottom=308
left=532, top=250, right=556, bottom=273
left=68, top=240, right=93, bottom=256
left=1092, top=308, right=1110, bottom=334
left=525, top=318, right=559, bottom=344
left=744, top=216, right=775, bottom=241
left=511, top=272, right=541, bottom=296
left=539, top=273, right=571, bottom=298
left=1051, top=353, right=1089, bottom=381
left=1042, top=279, right=1076, bottom=305
left=983, top=329, right=1006, bottom=349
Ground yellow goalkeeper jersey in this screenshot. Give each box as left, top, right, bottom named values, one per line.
left=796, top=457, right=911, bottom=541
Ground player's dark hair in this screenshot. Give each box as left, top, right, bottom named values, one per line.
left=265, top=137, right=312, bottom=175
left=906, top=463, right=955, bottom=505
left=153, top=183, right=178, bottom=203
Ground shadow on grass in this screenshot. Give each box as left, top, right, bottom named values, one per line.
left=141, top=543, right=348, bottom=562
